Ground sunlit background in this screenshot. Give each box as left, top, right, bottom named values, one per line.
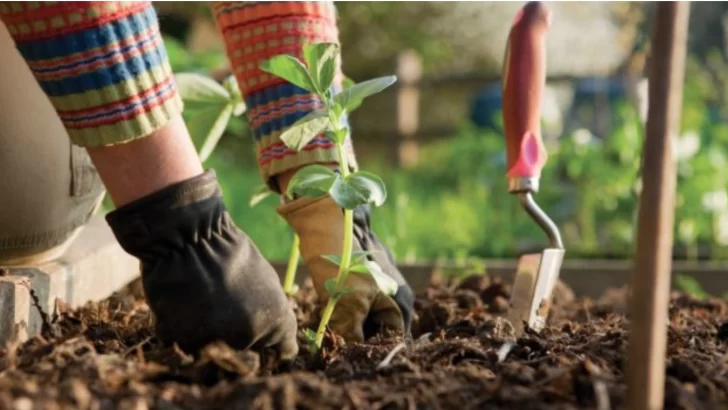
left=145, top=2, right=728, bottom=265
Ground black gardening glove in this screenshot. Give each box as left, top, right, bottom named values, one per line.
left=106, top=170, right=298, bottom=358
left=353, top=203, right=415, bottom=337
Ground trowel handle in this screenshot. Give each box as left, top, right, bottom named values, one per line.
left=502, top=2, right=551, bottom=184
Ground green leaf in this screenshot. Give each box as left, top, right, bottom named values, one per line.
left=287, top=165, right=339, bottom=199
left=348, top=264, right=371, bottom=274
left=342, top=76, right=356, bottom=90
left=164, top=36, right=192, bottom=71
left=335, top=76, right=397, bottom=112
left=232, top=100, right=246, bottom=117
left=675, top=273, right=708, bottom=299
left=324, top=278, right=338, bottom=295
left=322, top=254, right=342, bottom=267
left=322, top=251, right=374, bottom=267
left=323, top=278, right=352, bottom=299
left=340, top=77, right=360, bottom=111
left=259, top=55, right=316, bottom=93
left=185, top=104, right=234, bottom=163
left=334, top=128, right=349, bottom=145
left=346, top=171, right=387, bottom=206
left=222, top=75, right=239, bottom=96
left=176, top=72, right=231, bottom=106
left=364, top=261, right=398, bottom=296
left=302, top=328, right=317, bottom=342
left=329, top=177, right=367, bottom=209
left=280, top=110, right=331, bottom=151
left=222, top=75, right=247, bottom=116
left=249, top=184, right=273, bottom=207
left=303, top=42, right=339, bottom=94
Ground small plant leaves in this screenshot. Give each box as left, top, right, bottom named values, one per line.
left=175, top=73, right=231, bottom=110
left=302, top=328, right=317, bottom=340
left=259, top=55, right=316, bottom=92
left=303, top=42, right=339, bottom=94
left=364, top=261, right=398, bottom=296
left=322, top=251, right=373, bottom=268
left=335, top=76, right=397, bottom=112
left=165, top=36, right=193, bottom=70
left=222, top=75, right=246, bottom=116
left=340, top=77, right=362, bottom=111
left=249, top=184, right=273, bottom=207
left=186, top=104, right=234, bottom=163
left=324, top=278, right=338, bottom=295
left=348, top=264, right=371, bottom=274
left=347, top=171, right=388, bottom=206
left=329, top=177, right=367, bottom=209
left=322, top=254, right=342, bottom=267
left=301, top=328, right=318, bottom=351
left=323, top=278, right=353, bottom=299
left=328, top=171, right=389, bottom=209
left=280, top=110, right=331, bottom=151
left=286, top=165, right=339, bottom=199
left=342, top=76, right=356, bottom=90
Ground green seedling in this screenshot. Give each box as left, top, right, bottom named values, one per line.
left=175, top=73, right=246, bottom=162
left=249, top=184, right=301, bottom=295
left=260, top=42, right=399, bottom=349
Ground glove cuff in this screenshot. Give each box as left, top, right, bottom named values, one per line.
left=106, top=169, right=225, bottom=259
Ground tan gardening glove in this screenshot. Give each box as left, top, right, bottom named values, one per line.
left=278, top=195, right=414, bottom=342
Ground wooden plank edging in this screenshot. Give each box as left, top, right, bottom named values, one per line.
left=272, top=259, right=728, bottom=298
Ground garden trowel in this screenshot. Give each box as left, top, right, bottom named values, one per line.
left=501, top=1, right=565, bottom=336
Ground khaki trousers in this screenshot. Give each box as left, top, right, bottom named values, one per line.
left=0, top=23, right=105, bottom=266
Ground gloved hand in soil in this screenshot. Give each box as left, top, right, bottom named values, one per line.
left=278, top=194, right=415, bottom=342
left=106, top=170, right=299, bottom=358
left=207, top=1, right=415, bottom=342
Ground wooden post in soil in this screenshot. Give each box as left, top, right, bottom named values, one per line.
left=626, top=2, right=690, bottom=410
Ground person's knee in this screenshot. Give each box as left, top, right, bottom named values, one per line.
left=0, top=22, right=105, bottom=266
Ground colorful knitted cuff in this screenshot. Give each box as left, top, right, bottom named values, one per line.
left=212, top=1, right=357, bottom=190
left=0, top=1, right=182, bottom=148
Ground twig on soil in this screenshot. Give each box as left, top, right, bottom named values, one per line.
left=122, top=303, right=147, bottom=326
left=377, top=343, right=406, bottom=369
left=533, top=367, right=572, bottom=387
left=172, top=343, right=195, bottom=366
left=584, top=360, right=611, bottom=410
left=123, top=336, right=152, bottom=358
left=414, top=332, right=432, bottom=346
left=496, top=342, right=514, bottom=363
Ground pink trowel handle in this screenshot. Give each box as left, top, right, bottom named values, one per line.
left=502, top=2, right=551, bottom=189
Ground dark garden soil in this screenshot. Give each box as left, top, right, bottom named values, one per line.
left=1, top=274, right=727, bottom=410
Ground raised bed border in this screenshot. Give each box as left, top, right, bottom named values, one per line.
left=272, top=259, right=728, bottom=299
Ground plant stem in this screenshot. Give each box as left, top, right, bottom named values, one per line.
left=315, top=296, right=337, bottom=346
left=314, top=123, right=355, bottom=348
left=283, top=234, right=300, bottom=295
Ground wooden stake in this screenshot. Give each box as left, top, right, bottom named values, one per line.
left=627, top=2, right=690, bottom=410
left=396, top=49, right=422, bottom=168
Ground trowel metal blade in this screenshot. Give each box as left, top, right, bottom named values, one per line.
left=507, top=248, right=565, bottom=336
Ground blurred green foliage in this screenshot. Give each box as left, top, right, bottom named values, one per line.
left=160, top=26, right=728, bottom=263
